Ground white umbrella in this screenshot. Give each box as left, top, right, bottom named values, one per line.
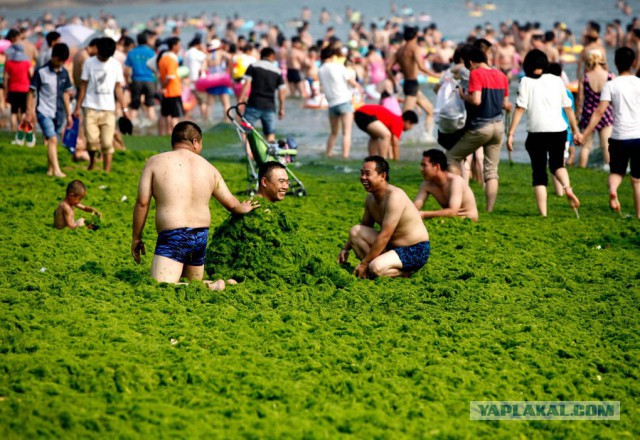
left=56, top=24, right=97, bottom=47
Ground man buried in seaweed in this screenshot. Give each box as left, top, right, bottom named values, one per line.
left=131, top=121, right=258, bottom=290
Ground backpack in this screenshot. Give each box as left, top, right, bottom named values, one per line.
left=434, top=70, right=466, bottom=133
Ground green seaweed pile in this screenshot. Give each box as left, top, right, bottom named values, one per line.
left=206, top=200, right=352, bottom=288
left=0, top=129, right=638, bottom=439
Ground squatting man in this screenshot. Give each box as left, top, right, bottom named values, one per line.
left=339, top=156, right=430, bottom=279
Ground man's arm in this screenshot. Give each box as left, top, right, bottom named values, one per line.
left=278, top=86, right=286, bottom=120
left=413, top=47, right=440, bottom=77
left=132, top=162, right=153, bottom=263
left=211, top=168, right=257, bottom=214
left=419, top=178, right=464, bottom=219
left=354, top=193, right=403, bottom=277
left=63, top=90, right=73, bottom=128
left=460, top=88, right=481, bottom=106
left=115, top=82, right=127, bottom=115
left=580, top=100, right=610, bottom=143
left=413, top=181, right=430, bottom=211
left=338, top=200, right=374, bottom=263
left=73, top=80, right=87, bottom=119
left=239, top=78, right=251, bottom=104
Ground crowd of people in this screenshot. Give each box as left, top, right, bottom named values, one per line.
left=2, top=4, right=640, bottom=284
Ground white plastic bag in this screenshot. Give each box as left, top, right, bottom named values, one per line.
left=434, top=70, right=466, bottom=133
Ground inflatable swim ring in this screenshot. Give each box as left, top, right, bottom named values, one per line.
left=195, top=72, right=233, bottom=92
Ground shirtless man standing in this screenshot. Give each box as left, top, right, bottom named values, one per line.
left=386, top=26, right=438, bottom=140
left=132, top=121, right=257, bottom=290
left=338, top=156, right=431, bottom=279
left=286, top=36, right=309, bottom=98
left=413, top=149, right=479, bottom=222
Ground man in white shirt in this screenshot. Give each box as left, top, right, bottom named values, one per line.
left=73, top=37, right=127, bottom=172
left=581, top=47, right=640, bottom=218
left=183, top=37, right=208, bottom=120
left=318, top=46, right=361, bottom=158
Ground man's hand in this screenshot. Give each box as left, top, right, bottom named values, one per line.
left=354, top=262, right=369, bottom=279
left=278, top=107, right=285, bottom=120
left=72, top=107, right=81, bottom=120
left=67, top=114, right=74, bottom=129
left=132, top=239, right=146, bottom=263
left=573, top=132, right=584, bottom=146
left=23, top=113, right=35, bottom=124
left=506, top=133, right=514, bottom=151
left=338, top=248, right=350, bottom=264
left=241, top=199, right=260, bottom=213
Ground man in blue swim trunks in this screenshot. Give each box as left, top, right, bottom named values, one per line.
left=132, top=121, right=258, bottom=290
left=338, top=156, right=431, bottom=279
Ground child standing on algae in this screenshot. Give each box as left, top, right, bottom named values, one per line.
left=54, top=180, right=101, bottom=229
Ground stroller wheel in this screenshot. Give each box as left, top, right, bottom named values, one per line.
left=295, top=188, right=307, bottom=197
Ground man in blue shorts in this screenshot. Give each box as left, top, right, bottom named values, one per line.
left=132, top=121, right=258, bottom=290
left=338, top=156, right=431, bottom=278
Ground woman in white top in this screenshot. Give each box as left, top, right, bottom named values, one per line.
left=507, top=49, right=581, bottom=217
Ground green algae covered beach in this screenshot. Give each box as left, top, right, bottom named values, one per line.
left=0, top=128, right=638, bottom=438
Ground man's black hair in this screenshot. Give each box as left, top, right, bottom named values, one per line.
left=258, top=161, right=286, bottom=182
left=422, top=149, right=448, bottom=171
left=97, top=37, right=116, bottom=59
left=364, top=155, right=390, bottom=182
left=260, top=47, right=275, bottom=59
left=402, top=110, right=419, bottom=125
left=46, top=31, right=60, bottom=46
left=614, top=46, right=636, bottom=73
left=523, top=49, right=548, bottom=78
left=51, top=42, right=70, bottom=61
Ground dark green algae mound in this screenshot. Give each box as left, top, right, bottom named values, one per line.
left=205, top=201, right=352, bottom=287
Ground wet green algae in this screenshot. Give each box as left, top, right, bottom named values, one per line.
left=0, top=132, right=639, bottom=438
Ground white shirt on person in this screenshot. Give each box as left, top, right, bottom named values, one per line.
left=184, top=46, right=207, bottom=82
left=318, top=60, right=353, bottom=108
left=515, top=73, right=572, bottom=133
left=600, top=75, right=640, bottom=140
left=80, top=56, right=125, bottom=112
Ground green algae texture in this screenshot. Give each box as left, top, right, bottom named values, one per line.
left=0, top=130, right=639, bottom=439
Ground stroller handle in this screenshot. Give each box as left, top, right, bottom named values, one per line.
left=227, top=103, right=247, bottom=120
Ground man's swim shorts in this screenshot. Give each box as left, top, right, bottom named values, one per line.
left=402, top=79, right=420, bottom=97
left=154, top=227, right=209, bottom=266
left=392, top=240, right=430, bottom=272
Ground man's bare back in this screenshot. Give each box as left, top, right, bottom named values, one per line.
left=394, top=42, right=424, bottom=80
left=140, top=149, right=231, bottom=232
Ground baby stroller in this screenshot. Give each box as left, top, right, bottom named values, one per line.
left=227, top=104, right=307, bottom=197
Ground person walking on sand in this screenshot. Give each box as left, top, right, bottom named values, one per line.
left=580, top=47, right=640, bottom=218
left=338, top=156, right=430, bottom=279
left=413, top=149, right=479, bottom=222
left=507, top=49, right=581, bottom=217
left=132, top=121, right=258, bottom=290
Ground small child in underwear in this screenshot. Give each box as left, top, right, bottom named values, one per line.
left=54, top=180, right=101, bottom=229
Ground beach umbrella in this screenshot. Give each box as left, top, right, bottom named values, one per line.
left=56, top=24, right=97, bottom=47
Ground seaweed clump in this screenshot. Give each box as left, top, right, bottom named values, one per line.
left=205, top=201, right=351, bottom=287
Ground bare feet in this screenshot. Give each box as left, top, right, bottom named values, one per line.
left=205, top=279, right=226, bottom=291
left=609, top=193, right=621, bottom=213
left=564, top=186, right=580, bottom=209
left=54, top=171, right=67, bottom=178
left=226, top=279, right=238, bottom=285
